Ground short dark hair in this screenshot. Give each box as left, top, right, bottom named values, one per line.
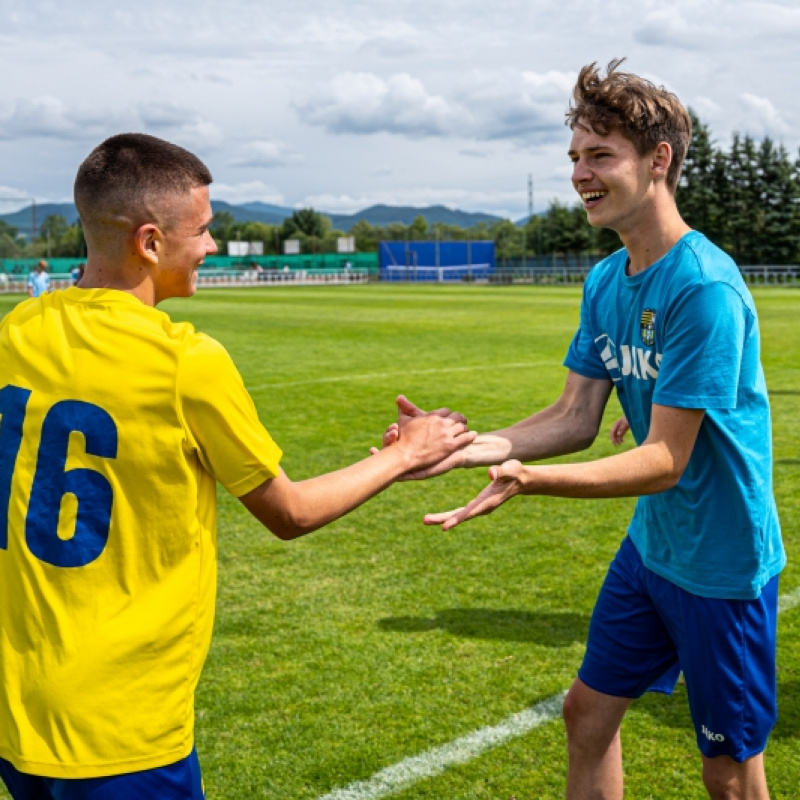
left=74, top=133, right=212, bottom=240
left=566, top=59, right=691, bottom=192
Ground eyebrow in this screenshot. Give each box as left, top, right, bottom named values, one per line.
left=567, top=145, right=612, bottom=157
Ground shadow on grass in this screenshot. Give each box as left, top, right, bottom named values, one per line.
left=377, top=608, right=589, bottom=646
left=769, top=390, right=800, bottom=396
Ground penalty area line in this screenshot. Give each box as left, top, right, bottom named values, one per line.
left=317, top=584, right=800, bottom=800
left=246, top=363, right=549, bottom=392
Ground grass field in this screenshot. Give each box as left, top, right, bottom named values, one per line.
left=0, top=284, right=799, bottom=799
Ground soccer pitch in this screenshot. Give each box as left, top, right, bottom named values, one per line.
left=0, top=285, right=798, bottom=799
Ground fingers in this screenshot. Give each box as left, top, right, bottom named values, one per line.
left=423, top=460, right=523, bottom=529
left=396, top=394, right=426, bottom=418
left=423, top=509, right=463, bottom=525
left=383, top=424, right=400, bottom=446
left=609, top=418, right=629, bottom=446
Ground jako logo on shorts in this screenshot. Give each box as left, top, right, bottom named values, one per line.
left=701, top=724, right=726, bottom=742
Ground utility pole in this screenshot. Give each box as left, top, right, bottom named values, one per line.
left=528, top=174, right=535, bottom=267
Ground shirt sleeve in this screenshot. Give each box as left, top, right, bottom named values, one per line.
left=563, top=279, right=609, bottom=380
left=653, top=281, right=748, bottom=409
left=177, top=334, right=282, bottom=496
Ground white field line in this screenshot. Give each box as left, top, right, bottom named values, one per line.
left=316, top=693, right=567, bottom=800
left=246, top=363, right=549, bottom=392
left=317, top=585, right=800, bottom=800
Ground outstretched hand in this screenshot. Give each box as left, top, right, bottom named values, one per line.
left=370, top=395, right=472, bottom=479
left=423, top=459, right=526, bottom=530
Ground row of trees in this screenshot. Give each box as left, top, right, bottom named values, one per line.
left=675, top=112, right=800, bottom=265
left=3, top=112, right=799, bottom=265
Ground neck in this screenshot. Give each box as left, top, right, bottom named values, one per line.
left=618, top=198, right=691, bottom=275
left=80, top=255, right=157, bottom=306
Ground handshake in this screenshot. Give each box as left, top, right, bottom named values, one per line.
left=372, top=395, right=528, bottom=531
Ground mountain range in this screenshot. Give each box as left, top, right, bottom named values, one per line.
left=0, top=201, right=506, bottom=235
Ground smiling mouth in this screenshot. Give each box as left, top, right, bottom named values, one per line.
left=581, top=191, right=608, bottom=203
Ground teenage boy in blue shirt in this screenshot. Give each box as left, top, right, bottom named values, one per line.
left=386, top=60, right=784, bottom=799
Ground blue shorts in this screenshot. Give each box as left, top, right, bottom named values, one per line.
left=579, top=536, right=778, bottom=762
left=0, top=748, right=204, bottom=800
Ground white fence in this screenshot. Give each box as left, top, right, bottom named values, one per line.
left=0, top=270, right=370, bottom=294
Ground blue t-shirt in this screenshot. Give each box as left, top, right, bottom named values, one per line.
left=564, top=231, right=784, bottom=599
left=27, top=271, right=50, bottom=297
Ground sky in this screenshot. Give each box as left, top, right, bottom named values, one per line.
left=1, top=0, right=798, bottom=221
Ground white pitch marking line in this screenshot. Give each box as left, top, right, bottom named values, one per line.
left=247, top=363, right=550, bottom=392
left=315, top=693, right=566, bottom=800
left=317, top=586, right=800, bottom=800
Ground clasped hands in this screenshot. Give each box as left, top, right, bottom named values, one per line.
left=373, top=395, right=525, bottom=530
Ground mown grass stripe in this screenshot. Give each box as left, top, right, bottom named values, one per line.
left=318, top=584, right=800, bottom=800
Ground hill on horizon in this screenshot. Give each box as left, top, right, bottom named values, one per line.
left=0, top=201, right=507, bottom=236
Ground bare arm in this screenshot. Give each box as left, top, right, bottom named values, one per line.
left=240, top=411, right=475, bottom=539
left=461, top=370, right=613, bottom=466
left=380, top=372, right=613, bottom=478
left=425, top=404, right=705, bottom=530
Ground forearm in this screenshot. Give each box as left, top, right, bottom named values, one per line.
left=459, top=406, right=599, bottom=468
left=517, top=440, right=681, bottom=499
left=242, top=447, right=412, bottom=539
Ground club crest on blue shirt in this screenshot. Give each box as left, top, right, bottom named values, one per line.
left=640, top=309, right=657, bottom=347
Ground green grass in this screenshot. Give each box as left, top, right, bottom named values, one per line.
left=0, top=284, right=798, bottom=799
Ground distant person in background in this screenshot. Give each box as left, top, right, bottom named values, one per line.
left=27, top=259, right=50, bottom=297
left=71, top=262, right=86, bottom=286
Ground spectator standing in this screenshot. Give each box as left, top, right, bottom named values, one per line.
left=27, top=259, right=50, bottom=297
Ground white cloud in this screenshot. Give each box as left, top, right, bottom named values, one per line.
left=0, top=186, right=35, bottom=212
left=133, top=102, right=225, bottom=151
left=296, top=72, right=460, bottom=137
left=229, top=140, right=304, bottom=169
left=634, top=9, right=703, bottom=49
left=139, top=102, right=191, bottom=129
left=459, top=69, right=573, bottom=141
left=296, top=68, right=572, bottom=144
left=0, top=96, right=109, bottom=141
left=737, top=93, right=792, bottom=138
left=171, top=120, right=225, bottom=151
left=211, top=180, right=286, bottom=206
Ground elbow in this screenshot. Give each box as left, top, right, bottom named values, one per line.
left=646, top=459, right=686, bottom=494
left=267, top=512, right=317, bottom=541
left=573, top=419, right=601, bottom=452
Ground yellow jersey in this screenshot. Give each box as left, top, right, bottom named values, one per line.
left=0, top=288, right=282, bottom=778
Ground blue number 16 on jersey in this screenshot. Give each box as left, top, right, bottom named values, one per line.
left=0, top=384, right=118, bottom=568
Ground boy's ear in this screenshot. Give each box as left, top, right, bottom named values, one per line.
left=133, top=223, right=162, bottom=264
left=651, top=142, right=673, bottom=183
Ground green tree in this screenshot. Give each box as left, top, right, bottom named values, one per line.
left=676, top=111, right=721, bottom=242
left=282, top=208, right=328, bottom=239
left=0, top=220, right=22, bottom=258
left=407, top=215, right=428, bottom=240
left=350, top=219, right=379, bottom=252
left=754, top=139, right=800, bottom=264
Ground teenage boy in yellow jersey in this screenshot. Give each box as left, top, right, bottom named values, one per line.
left=0, top=133, right=475, bottom=800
